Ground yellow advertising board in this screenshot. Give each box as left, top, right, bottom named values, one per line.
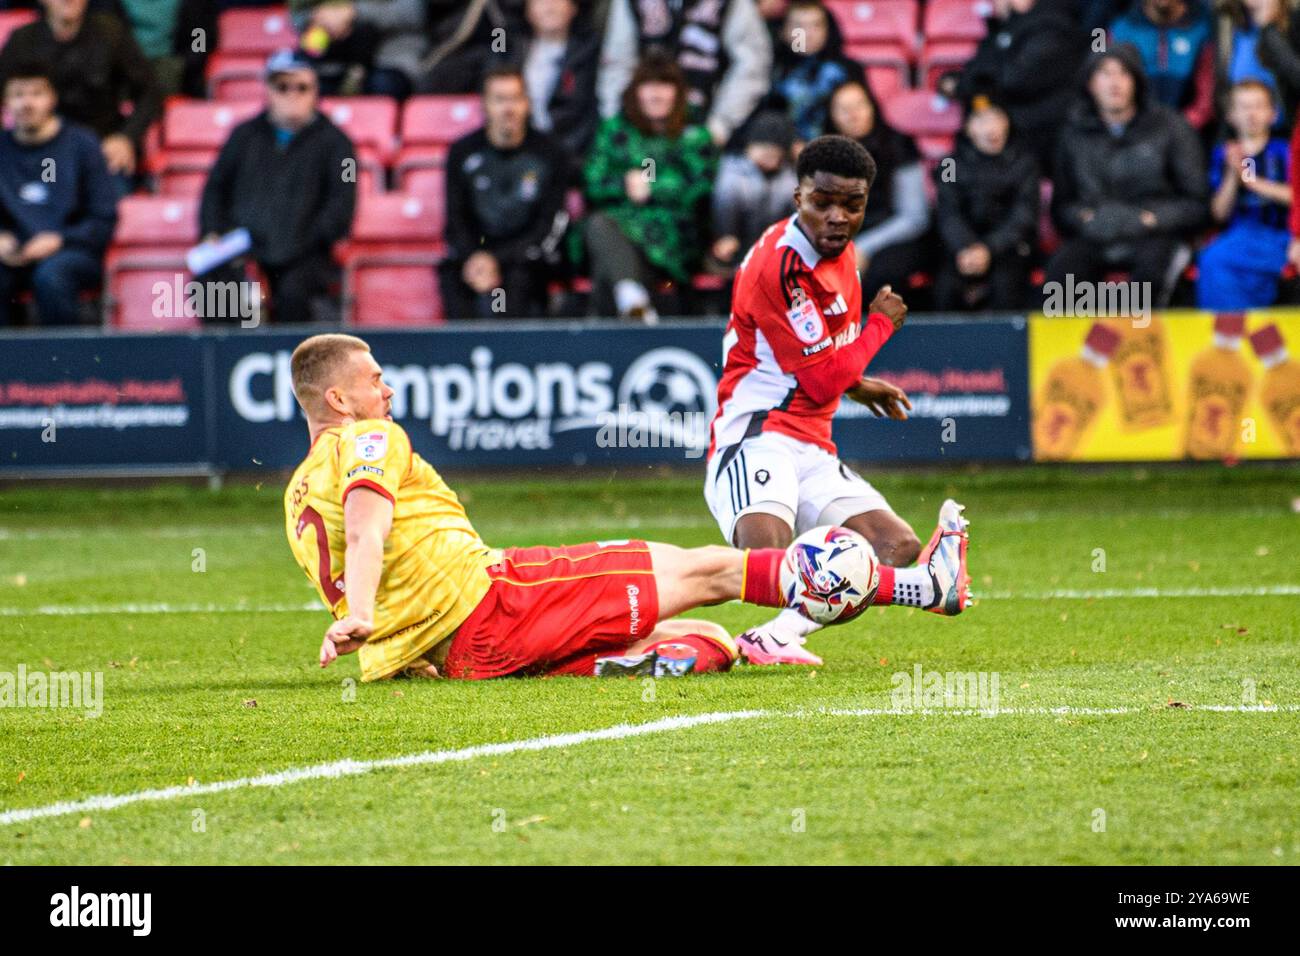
left=1029, top=310, right=1300, bottom=461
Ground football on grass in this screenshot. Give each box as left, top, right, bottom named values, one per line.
left=781, top=526, right=880, bottom=624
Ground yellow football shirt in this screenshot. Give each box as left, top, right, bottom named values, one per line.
left=283, top=418, right=495, bottom=681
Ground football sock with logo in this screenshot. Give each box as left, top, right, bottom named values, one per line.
left=871, top=566, right=935, bottom=608
left=741, top=548, right=786, bottom=607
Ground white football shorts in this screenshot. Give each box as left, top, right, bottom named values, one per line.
left=703, top=430, right=894, bottom=545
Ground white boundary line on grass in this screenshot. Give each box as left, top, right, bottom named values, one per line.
left=3, top=584, right=1298, bottom=617
left=2, top=703, right=1297, bottom=827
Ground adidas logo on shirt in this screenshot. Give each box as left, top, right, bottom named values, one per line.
left=823, top=294, right=848, bottom=316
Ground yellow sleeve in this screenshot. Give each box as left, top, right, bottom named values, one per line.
left=336, top=419, right=412, bottom=506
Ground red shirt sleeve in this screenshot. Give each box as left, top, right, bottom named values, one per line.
left=795, top=312, right=896, bottom=406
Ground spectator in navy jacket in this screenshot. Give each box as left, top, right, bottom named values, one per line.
left=0, top=64, right=116, bottom=325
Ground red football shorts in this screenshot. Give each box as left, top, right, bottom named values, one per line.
left=441, top=540, right=661, bottom=679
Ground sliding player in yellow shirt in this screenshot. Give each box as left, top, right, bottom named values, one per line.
left=284, top=334, right=969, bottom=681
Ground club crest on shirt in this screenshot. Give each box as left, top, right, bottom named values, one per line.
left=355, top=432, right=387, bottom=462
left=787, top=289, right=825, bottom=344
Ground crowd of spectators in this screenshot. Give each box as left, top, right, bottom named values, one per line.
left=6, top=0, right=1300, bottom=325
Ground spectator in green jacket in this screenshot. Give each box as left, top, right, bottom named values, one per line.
left=582, top=52, right=716, bottom=321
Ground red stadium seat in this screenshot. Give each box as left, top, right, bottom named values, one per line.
left=923, top=0, right=992, bottom=42
left=826, top=0, right=919, bottom=52
left=0, top=9, right=37, bottom=50
left=865, top=63, right=907, bottom=102
left=394, top=97, right=482, bottom=179
left=104, top=197, right=202, bottom=330
left=148, top=98, right=263, bottom=193
left=337, top=193, right=445, bottom=326
left=396, top=165, right=445, bottom=208
left=883, top=89, right=962, bottom=136
left=113, top=196, right=200, bottom=248
left=205, top=52, right=268, bottom=101
left=217, top=6, right=297, bottom=55
left=918, top=39, right=978, bottom=91
left=400, top=95, right=483, bottom=145
left=320, top=95, right=398, bottom=168
left=346, top=261, right=444, bottom=327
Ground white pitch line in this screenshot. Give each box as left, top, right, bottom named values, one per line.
left=982, top=584, right=1300, bottom=600
left=3, top=584, right=1298, bottom=618
left=0, top=601, right=320, bottom=617
left=2, top=704, right=1297, bottom=828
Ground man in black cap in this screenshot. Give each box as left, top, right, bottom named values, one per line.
left=199, top=50, right=357, bottom=323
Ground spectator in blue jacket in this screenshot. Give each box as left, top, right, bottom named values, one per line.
left=0, top=64, right=116, bottom=326
left=1110, top=0, right=1216, bottom=133
left=1197, top=79, right=1292, bottom=308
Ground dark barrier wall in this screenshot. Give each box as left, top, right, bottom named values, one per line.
left=0, top=318, right=1030, bottom=475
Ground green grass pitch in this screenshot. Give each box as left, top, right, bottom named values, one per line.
left=1, top=464, right=1297, bottom=864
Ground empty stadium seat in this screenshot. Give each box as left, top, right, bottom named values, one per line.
left=826, top=0, right=919, bottom=54
left=320, top=95, right=398, bottom=170
left=884, top=90, right=961, bottom=159
left=396, top=165, right=445, bottom=207
left=923, top=0, right=992, bottom=42
left=104, top=197, right=201, bottom=330
left=918, top=39, right=979, bottom=91
left=337, top=193, right=445, bottom=326
left=113, top=196, right=200, bottom=247
left=884, top=89, right=961, bottom=134
left=205, top=52, right=268, bottom=101
left=864, top=63, right=907, bottom=102
left=217, top=6, right=297, bottom=54
left=394, top=96, right=484, bottom=173
left=147, top=98, right=264, bottom=192
left=0, top=9, right=36, bottom=49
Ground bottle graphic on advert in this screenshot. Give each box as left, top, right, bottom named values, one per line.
left=1109, top=317, right=1174, bottom=431
left=1034, top=322, right=1121, bottom=460
left=1184, top=313, right=1252, bottom=460
left=1249, top=324, right=1300, bottom=456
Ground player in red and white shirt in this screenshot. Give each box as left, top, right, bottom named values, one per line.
left=704, top=135, right=972, bottom=665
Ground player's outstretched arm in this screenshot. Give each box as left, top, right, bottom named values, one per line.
left=794, top=286, right=908, bottom=406
left=320, top=486, right=394, bottom=668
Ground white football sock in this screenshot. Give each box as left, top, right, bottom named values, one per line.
left=891, top=566, right=935, bottom=608
left=756, top=607, right=823, bottom=642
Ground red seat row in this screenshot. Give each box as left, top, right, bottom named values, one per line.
left=144, top=95, right=479, bottom=202
left=105, top=192, right=447, bottom=330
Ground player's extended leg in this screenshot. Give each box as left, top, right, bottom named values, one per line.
left=645, top=542, right=774, bottom=619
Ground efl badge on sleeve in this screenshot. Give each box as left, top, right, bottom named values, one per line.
left=356, top=432, right=388, bottom=462
left=787, top=287, right=824, bottom=344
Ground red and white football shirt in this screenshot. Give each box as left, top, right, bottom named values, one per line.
left=709, top=214, right=880, bottom=459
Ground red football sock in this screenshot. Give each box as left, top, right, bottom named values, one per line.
left=741, top=548, right=785, bottom=607
left=648, top=634, right=736, bottom=674
left=872, top=565, right=896, bottom=606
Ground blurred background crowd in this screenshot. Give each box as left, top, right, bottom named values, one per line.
left=3, top=0, right=1300, bottom=326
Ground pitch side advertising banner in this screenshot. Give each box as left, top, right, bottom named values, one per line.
left=0, top=334, right=210, bottom=472
left=1030, top=311, right=1300, bottom=461
left=0, top=318, right=1030, bottom=474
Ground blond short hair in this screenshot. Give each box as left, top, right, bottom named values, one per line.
left=290, top=333, right=370, bottom=416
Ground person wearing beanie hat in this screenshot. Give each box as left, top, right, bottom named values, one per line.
left=711, top=110, right=799, bottom=267
left=934, top=94, right=1041, bottom=311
